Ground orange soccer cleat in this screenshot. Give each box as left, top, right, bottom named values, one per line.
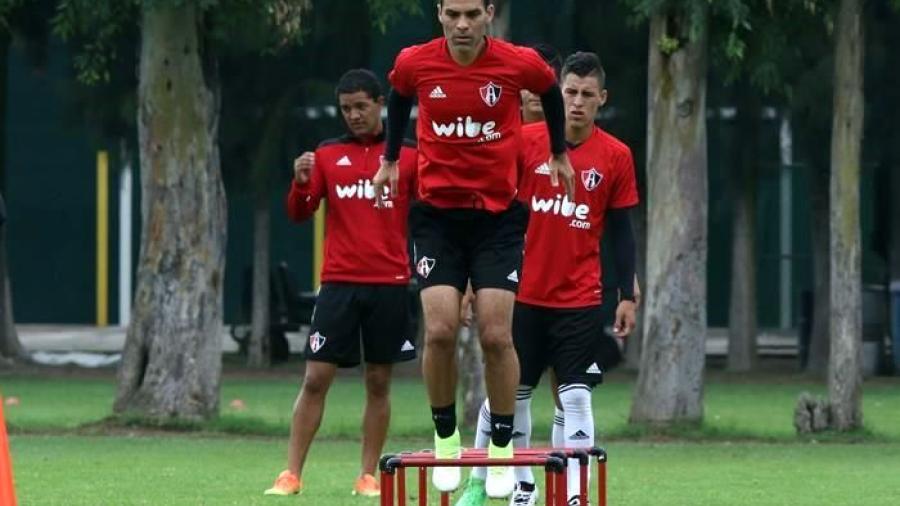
left=264, top=470, right=302, bottom=496
left=351, top=473, right=381, bottom=497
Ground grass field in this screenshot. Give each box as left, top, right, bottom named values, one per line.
left=9, top=435, right=900, bottom=505
left=3, top=372, right=900, bottom=440
left=3, top=370, right=900, bottom=504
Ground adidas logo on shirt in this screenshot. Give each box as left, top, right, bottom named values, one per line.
left=586, top=362, right=602, bottom=375
left=534, top=162, right=551, bottom=175
left=507, top=270, right=519, bottom=283
left=429, top=86, right=447, bottom=99
left=400, top=340, right=415, bottom=352
left=336, top=155, right=352, bottom=166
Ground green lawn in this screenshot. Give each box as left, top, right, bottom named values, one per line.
left=3, top=373, right=900, bottom=504
left=2, top=373, right=900, bottom=440
left=8, top=435, right=900, bottom=505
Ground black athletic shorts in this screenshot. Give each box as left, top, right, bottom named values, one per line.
left=305, top=282, right=417, bottom=368
left=409, top=200, right=528, bottom=293
left=513, top=302, right=621, bottom=388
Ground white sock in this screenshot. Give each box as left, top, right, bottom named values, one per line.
left=559, top=383, right=593, bottom=499
left=471, top=399, right=491, bottom=480
left=513, top=385, right=534, bottom=484
left=551, top=406, right=565, bottom=448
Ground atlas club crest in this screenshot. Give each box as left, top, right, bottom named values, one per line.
left=581, top=168, right=604, bottom=191
left=309, top=331, right=326, bottom=353
left=479, top=82, right=502, bottom=107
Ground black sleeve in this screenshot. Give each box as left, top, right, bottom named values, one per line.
left=605, top=207, right=636, bottom=300
left=384, top=89, right=414, bottom=162
left=539, top=84, right=566, bottom=156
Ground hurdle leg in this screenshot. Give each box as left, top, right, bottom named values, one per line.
left=580, top=457, right=588, bottom=506
left=544, top=465, right=555, bottom=505
left=441, top=492, right=450, bottom=506
left=398, top=466, right=406, bottom=506
left=555, top=467, right=567, bottom=506
left=418, top=466, right=427, bottom=506
left=381, top=469, right=395, bottom=506
left=597, top=457, right=607, bottom=506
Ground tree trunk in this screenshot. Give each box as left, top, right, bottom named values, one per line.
left=807, top=164, right=830, bottom=375
left=727, top=93, right=759, bottom=372
left=246, top=90, right=296, bottom=367
left=827, top=0, right=864, bottom=431
left=114, top=4, right=225, bottom=421
left=0, top=192, right=22, bottom=364
left=247, top=189, right=271, bottom=367
left=630, top=9, right=708, bottom=426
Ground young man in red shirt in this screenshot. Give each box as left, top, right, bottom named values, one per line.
left=373, top=0, right=575, bottom=498
left=460, top=52, right=639, bottom=506
left=265, top=69, right=418, bottom=498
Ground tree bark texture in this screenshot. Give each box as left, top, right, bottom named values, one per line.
left=827, top=0, right=864, bottom=431
left=727, top=94, right=759, bottom=372
left=247, top=190, right=271, bottom=367
left=0, top=192, right=22, bottom=362
left=630, top=10, right=708, bottom=425
left=114, top=4, right=226, bottom=421
left=807, top=165, right=830, bottom=375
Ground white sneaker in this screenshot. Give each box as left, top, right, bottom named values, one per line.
left=509, top=481, right=538, bottom=506
left=567, top=496, right=590, bottom=506
left=485, top=441, right=515, bottom=498
left=432, top=429, right=462, bottom=492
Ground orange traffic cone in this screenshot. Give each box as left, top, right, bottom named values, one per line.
left=0, top=395, right=17, bottom=506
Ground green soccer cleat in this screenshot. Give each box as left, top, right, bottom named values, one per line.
left=485, top=441, right=515, bottom=498
left=433, top=429, right=462, bottom=492
left=454, top=476, right=487, bottom=506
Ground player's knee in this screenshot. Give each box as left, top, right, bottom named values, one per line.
left=301, top=373, right=332, bottom=398
left=558, top=383, right=592, bottom=415
left=424, top=320, right=457, bottom=349
left=479, top=326, right=513, bottom=356
left=365, top=370, right=391, bottom=399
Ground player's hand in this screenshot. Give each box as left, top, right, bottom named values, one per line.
left=549, top=152, right=575, bottom=200
left=613, top=300, right=637, bottom=338
left=293, top=152, right=315, bottom=184
left=373, top=158, right=399, bottom=208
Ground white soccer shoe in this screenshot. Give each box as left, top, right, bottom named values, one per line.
left=433, top=429, right=462, bottom=492
left=485, top=441, right=515, bottom=498
left=509, top=481, right=539, bottom=506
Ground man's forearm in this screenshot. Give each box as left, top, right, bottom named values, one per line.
left=606, top=208, right=636, bottom=300
left=539, top=84, right=566, bottom=156
left=384, top=89, right=414, bottom=162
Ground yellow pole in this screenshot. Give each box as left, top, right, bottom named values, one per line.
left=313, top=203, right=325, bottom=290
left=96, top=151, right=109, bottom=327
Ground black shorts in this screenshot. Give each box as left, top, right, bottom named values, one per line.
left=305, top=283, right=416, bottom=368
left=409, top=200, right=527, bottom=293
left=513, top=302, right=621, bottom=388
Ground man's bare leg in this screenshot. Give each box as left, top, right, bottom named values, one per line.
left=360, top=363, right=393, bottom=477
left=475, top=288, right=519, bottom=416
left=421, top=285, right=462, bottom=409
left=475, top=287, right=518, bottom=498
left=420, top=284, right=464, bottom=491
left=287, top=360, right=338, bottom=477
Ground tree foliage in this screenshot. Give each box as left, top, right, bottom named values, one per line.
left=52, top=0, right=419, bottom=84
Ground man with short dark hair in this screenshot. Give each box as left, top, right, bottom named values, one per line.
left=374, top=0, right=575, bottom=498
left=264, top=68, right=418, bottom=498
left=459, top=51, right=639, bottom=506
